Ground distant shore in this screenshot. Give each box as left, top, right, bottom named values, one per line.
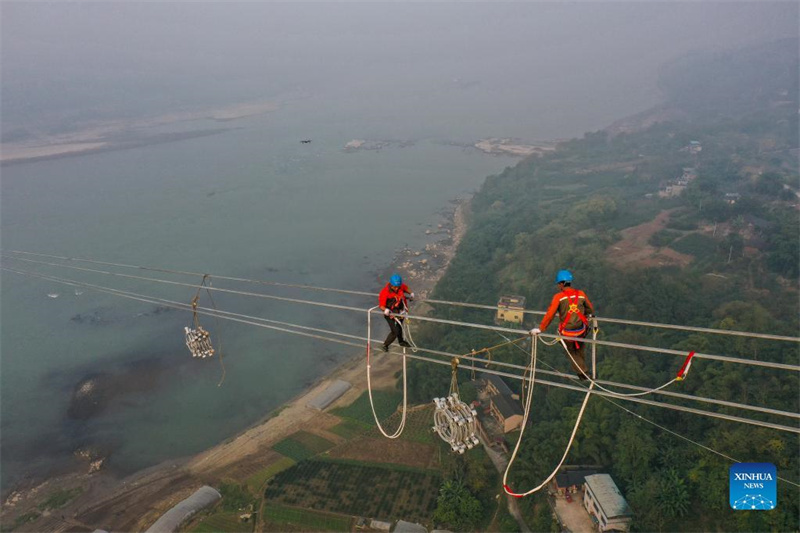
left=0, top=101, right=278, bottom=166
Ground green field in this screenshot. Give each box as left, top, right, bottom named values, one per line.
left=329, top=418, right=371, bottom=440
left=330, top=390, right=402, bottom=426
left=265, top=459, right=440, bottom=522
left=669, top=232, right=719, bottom=259
left=190, top=511, right=253, bottom=533
left=271, top=431, right=335, bottom=462
left=368, top=405, right=436, bottom=444
left=245, top=457, right=296, bottom=493
left=262, top=504, right=352, bottom=532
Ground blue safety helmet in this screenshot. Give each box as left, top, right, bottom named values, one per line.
left=390, top=274, right=403, bottom=287
left=555, top=269, right=573, bottom=284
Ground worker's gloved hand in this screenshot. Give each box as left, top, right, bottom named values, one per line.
left=383, top=308, right=392, bottom=317
left=530, top=327, right=541, bottom=336
left=408, top=292, right=415, bottom=300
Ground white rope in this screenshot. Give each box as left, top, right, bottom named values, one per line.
left=366, top=306, right=408, bottom=439
left=527, top=338, right=800, bottom=490
left=502, top=330, right=596, bottom=498
left=399, top=301, right=419, bottom=353
left=558, top=338, right=678, bottom=398
left=3, top=265, right=799, bottom=434
left=4, top=249, right=799, bottom=343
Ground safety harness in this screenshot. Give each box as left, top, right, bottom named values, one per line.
left=558, top=289, right=589, bottom=349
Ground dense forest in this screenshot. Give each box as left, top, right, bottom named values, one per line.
left=406, top=38, right=799, bottom=532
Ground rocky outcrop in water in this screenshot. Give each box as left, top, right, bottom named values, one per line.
left=67, top=374, right=111, bottom=420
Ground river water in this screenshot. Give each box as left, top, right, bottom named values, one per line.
left=0, top=93, right=549, bottom=489
left=5, top=1, right=787, bottom=490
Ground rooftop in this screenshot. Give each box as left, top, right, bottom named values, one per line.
left=555, top=469, right=597, bottom=488
left=498, top=295, right=526, bottom=309
left=585, top=474, right=633, bottom=519
left=491, top=391, right=523, bottom=419
left=307, top=380, right=352, bottom=410
left=482, top=373, right=514, bottom=397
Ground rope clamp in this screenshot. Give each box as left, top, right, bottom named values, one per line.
left=676, top=351, right=696, bottom=381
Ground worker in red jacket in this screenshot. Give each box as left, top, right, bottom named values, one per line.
left=530, top=270, right=595, bottom=380
left=378, top=274, right=414, bottom=352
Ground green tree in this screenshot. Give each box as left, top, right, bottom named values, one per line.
left=433, top=480, right=483, bottom=532
left=656, top=469, right=690, bottom=518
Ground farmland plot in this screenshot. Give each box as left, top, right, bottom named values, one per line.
left=264, top=460, right=440, bottom=523
left=330, top=390, right=401, bottom=426
left=326, top=437, right=437, bottom=470
left=262, top=503, right=352, bottom=532
left=271, top=431, right=335, bottom=461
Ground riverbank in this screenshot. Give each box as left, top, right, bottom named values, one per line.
left=0, top=101, right=278, bottom=166
left=0, top=196, right=473, bottom=532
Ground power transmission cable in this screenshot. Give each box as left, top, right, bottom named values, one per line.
left=4, top=249, right=798, bottom=343
left=4, top=265, right=799, bottom=435
left=498, top=332, right=800, bottom=489
left=5, top=261, right=797, bottom=420
left=4, top=254, right=798, bottom=373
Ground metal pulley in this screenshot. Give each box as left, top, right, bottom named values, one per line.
left=185, top=325, right=215, bottom=358
left=432, top=357, right=480, bottom=453
left=185, top=275, right=217, bottom=359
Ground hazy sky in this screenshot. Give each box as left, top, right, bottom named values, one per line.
left=2, top=2, right=798, bottom=136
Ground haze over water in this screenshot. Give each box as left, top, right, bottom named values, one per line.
left=1, top=2, right=795, bottom=490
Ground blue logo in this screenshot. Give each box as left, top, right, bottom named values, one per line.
left=730, top=463, right=776, bottom=510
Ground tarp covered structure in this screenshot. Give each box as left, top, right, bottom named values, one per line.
left=307, top=379, right=352, bottom=410
left=145, top=485, right=221, bottom=533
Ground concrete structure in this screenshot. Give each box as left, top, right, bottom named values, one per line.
left=497, top=295, right=526, bottom=324
left=482, top=374, right=523, bottom=433
left=145, top=486, right=221, bottom=533
left=370, top=519, right=392, bottom=531
left=484, top=373, right=515, bottom=398
left=307, top=379, right=351, bottom=410
left=583, top=474, right=633, bottom=532
left=489, top=393, right=523, bottom=432
left=395, top=520, right=428, bottom=533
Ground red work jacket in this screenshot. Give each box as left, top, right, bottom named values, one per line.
left=379, top=283, right=411, bottom=312
left=539, top=288, right=595, bottom=334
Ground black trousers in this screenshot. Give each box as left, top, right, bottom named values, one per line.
left=383, top=315, right=405, bottom=347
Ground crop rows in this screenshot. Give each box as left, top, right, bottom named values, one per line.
left=368, top=405, right=436, bottom=445
left=262, top=503, right=352, bottom=532
left=245, top=457, right=296, bottom=493
left=264, top=460, right=440, bottom=522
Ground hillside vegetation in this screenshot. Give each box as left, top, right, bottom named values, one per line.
left=405, top=38, right=799, bottom=532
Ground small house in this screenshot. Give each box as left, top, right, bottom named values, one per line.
left=583, top=474, right=633, bottom=532
left=554, top=469, right=597, bottom=496
left=497, top=295, right=526, bottom=324
left=482, top=374, right=523, bottom=433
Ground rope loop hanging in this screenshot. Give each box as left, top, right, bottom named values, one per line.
left=503, top=326, right=596, bottom=498
left=366, top=306, right=408, bottom=439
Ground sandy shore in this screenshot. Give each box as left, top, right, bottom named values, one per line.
left=1, top=198, right=472, bottom=532
left=1, top=101, right=278, bottom=165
